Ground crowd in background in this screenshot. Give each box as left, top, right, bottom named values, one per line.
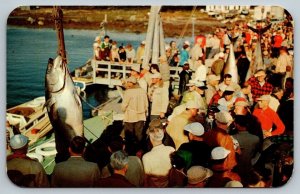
left=7, top=14, right=294, bottom=188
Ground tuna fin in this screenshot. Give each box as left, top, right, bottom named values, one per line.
left=44, top=98, right=56, bottom=112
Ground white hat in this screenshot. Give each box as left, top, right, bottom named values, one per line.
left=225, top=180, right=243, bottom=187
left=218, top=52, right=225, bottom=58
left=184, top=40, right=190, bottom=46
left=131, top=64, right=140, bottom=73
left=126, top=76, right=137, bottom=84
left=194, top=81, right=208, bottom=89
left=187, top=166, right=213, bottom=184
left=150, top=72, right=162, bottom=79
left=211, top=146, right=231, bottom=160
left=141, top=40, right=146, bottom=45
left=184, top=122, right=205, bottom=136
left=207, top=74, right=221, bottom=82
left=10, top=134, right=28, bottom=149
left=165, top=45, right=171, bottom=50
left=94, top=36, right=101, bottom=41
left=186, top=100, right=201, bottom=109
left=215, top=111, right=233, bottom=124
left=218, top=84, right=227, bottom=92
left=186, top=80, right=196, bottom=87
left=257, top=95, right=271, bottom=101
left=224, top=85, right=235, bottom=92
left=254, top=70, right=266, bottom=77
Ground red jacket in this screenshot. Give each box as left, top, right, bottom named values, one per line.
left=253, top=107, right=285, bottom=136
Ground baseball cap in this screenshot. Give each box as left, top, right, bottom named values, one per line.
left=184, top=40, right=190, bottom=46
left=150, top=72, right=162, bottom=79
left=10, top=134, right=29, bottom=149
left=257, top=95, right=271, bottom=101
left=215, top=111, right=233, bottom=124
left=126, top=76, right=137, bottom=84
left=254, top=70, right=266, bottom=77
left=224, top=85, right=235, bottom=92
left=186, top=80, right=196, bottom=87
left=211, top=146, right=231, bottom=160
left=184, top=122, right=205, bottom=136
left=186, top=101, right=201, bottom=109
left=207, top=74, right=221, bottom=82
left=195, top=81, right=208, bottom=89
left=225, top=180, right=243, bottom=187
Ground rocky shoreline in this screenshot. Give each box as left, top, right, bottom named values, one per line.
left=8, top=6, right=226, bottom=37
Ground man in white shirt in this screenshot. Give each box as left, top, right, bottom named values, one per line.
left=142, top=119, right=175, bottom=187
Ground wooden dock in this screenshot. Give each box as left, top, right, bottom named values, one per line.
left=73, top=59, right=182, bottom=89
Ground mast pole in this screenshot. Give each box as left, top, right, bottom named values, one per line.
left=53, top=6, right=67, bottom=65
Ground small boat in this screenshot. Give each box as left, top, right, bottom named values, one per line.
left=92, top=86, right=124, bottom=121
left=6, top=96, right=53, bottom=146
left=7, top=96, right=114, bottom=175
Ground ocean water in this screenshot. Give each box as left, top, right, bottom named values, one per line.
left=6, top=27, right=149, bottom=119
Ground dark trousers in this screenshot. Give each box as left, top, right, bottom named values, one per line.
left=123, top=121, right=145, bottom=143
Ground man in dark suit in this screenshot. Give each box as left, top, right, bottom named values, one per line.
left=51, top=136, right=101, bottom=187
left=97, top=150, right=135, bottom=187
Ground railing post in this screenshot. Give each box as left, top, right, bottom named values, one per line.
left=123, top=64, right=126, bottom=79
left=108, top=62, right=112, bottom=87
left=92, top=59, right=96, bottom=84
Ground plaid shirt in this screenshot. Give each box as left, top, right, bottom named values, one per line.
left=248, top=77, right=273, bottom=102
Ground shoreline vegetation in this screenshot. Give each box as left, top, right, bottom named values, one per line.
left=8, top=6, right=230, bottom=37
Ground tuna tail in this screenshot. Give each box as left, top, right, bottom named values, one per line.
left=227, top=34, right=239, bottom=44
left=248, top=23, right=272, bottom=36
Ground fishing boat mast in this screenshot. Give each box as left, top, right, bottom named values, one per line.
left=53, top=6, right=67, bottom=65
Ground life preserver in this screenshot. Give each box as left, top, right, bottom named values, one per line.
left=26, top=152, right=44, bottom=163
left=35, top=142, right=57, bottom=157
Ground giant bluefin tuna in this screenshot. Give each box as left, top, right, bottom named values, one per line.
left=246, top=23, right=272, bottom=78
left=223, top=35, right=239, bottom=83
left=45, top=55, right=83, bottom=162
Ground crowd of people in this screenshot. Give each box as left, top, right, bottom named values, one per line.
left=7, top=15, right=294, bottom=188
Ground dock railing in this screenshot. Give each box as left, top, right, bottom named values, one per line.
left=91, top=59, right=182, bottom=88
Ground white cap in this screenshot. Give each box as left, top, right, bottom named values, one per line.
left=184, top=40, right=190, bottom=46
left=218, top=52, right=225, bottom=58
left=186, top=80, right=196, bottom=87
left=211, top=146, right=231, bottom=160
left=126, top=76, right=137, bottom=84
left=186, top=100, right=201, bottom=109
left=225, top=180, right=243, bottom=187
left=141, top=40, right=146, bottom=45
left=194, top=81, right=207, bottom=89
left=218, top=84, right=227, bottom=92
left=150, top=72, right=162, bottom=79
left=207, top=74, right=221, bottom=82
left=224, top=85, right=235, bottom=92
left=257, top=95, right=271, bottom=101
left=215, top=111, right=233, bottom=124
left=94, top=36, right=101, bottom=41
left=184, top=122, right=205, bottom=136
left=10, top=134, right=28, bottom=149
